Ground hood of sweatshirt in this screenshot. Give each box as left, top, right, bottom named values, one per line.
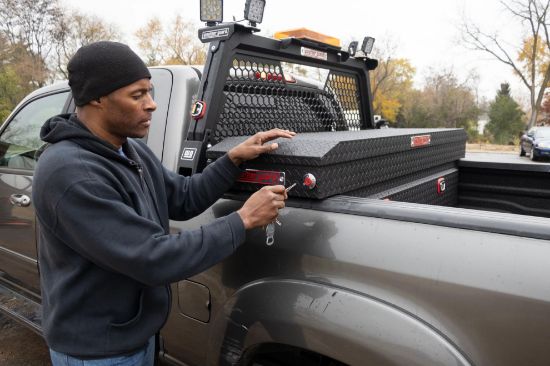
left=40, top=113, right=130, bottom=162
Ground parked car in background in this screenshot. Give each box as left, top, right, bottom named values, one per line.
left=520, top=126, right=550, bottom=161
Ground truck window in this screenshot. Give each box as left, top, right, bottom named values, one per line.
left=0, top=91, right=69, bottom=170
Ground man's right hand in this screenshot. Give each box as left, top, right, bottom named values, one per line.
left=237, top=185, right=287, bottom=229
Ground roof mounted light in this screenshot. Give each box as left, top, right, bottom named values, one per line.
left=200, top=0, right=223, bottom=26
left=244, top=0, right=265, bottom=27
left=348, top=41, right=358, bottom=57
left=273, top=28, right=341, bottom=48
left=361, top=36, right=375, bottom=55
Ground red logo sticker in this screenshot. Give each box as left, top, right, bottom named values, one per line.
left=411, top=134, right=431, bottom=148
left=191, top=101, right=206, bottom=120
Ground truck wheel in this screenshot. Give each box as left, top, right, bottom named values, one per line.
left=530, top=149, right=538, bottom=161
left=244, top=344, right=345, bottom=366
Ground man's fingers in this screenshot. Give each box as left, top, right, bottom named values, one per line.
left=271, top=192, right=286, bottom=201
left=259, top=129, right=296, bottom=143
left=261, top=143, right=278, bottom=152
left=264, top=185, right=286, bottom=193
left=274, top=200, right=285, bottom=209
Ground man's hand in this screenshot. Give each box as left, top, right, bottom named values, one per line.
left=228, top=129, right=296, bottom=166
left=237, top=185, right=288, bottom=229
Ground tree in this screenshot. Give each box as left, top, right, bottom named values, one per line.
left=461, top=0, right=550, bottom=130
left=370, top=58, right=415, bottom=122
left=398, top=69, right=480, bottom=133
left=369, top=38, right=415, bottom=123
left=486, top=83, right=525, bottom=144
left=135, top=18, right=164, bottom=66
left=0, top=66, right=24, bottom=122
left=0, top=0, right=60, bottom=87
left=0, top=32, right=38, bottom=120
left=135, top=15, right=207, bottom=66
left=539, top=92, right=550, bottom=123
left=51, top=9, right=121, bottom=79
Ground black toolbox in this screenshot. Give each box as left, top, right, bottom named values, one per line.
left=207, top=128, right=466, bottom=200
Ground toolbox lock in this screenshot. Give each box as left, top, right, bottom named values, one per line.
left=303, top=173, right=317, bottom=190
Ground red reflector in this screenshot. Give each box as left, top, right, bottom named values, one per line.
left=238, top=169, right=285, bottom=185
left=411, top=134, right=431, bottom=148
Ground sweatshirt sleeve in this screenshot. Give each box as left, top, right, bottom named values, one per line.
left=49, top=177, right=246, bottom=287
left=162, top=154, right=243, bottom=220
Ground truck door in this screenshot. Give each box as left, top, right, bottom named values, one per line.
left=0, top=90, right=70, bottom=293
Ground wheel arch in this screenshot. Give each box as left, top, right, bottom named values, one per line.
left=206, top=278, right=472, bottom=366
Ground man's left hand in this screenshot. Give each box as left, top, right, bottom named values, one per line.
left=228, top=129, right=296, bottom=166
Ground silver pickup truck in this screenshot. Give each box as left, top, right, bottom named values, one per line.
left=1, top=23, right=550, bottom=366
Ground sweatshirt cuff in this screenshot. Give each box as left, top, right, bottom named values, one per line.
left=226, top=211, right=246, bottom=249
left=217, top=154, right=243, bottom=179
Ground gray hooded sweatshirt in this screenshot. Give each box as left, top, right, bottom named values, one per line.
left=32, top=113, right=245, bottom=357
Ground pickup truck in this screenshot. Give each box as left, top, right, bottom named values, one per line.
left=1, top=22, right=550, bottom=366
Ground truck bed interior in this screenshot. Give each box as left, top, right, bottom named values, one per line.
left=456, top=157, right=550, bottom=218
left=339, top=155, right=550, bottom=219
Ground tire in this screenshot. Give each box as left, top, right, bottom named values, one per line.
left=520, top=145, right=526, bottom=156
left=530, top=148, right=538, bottom=161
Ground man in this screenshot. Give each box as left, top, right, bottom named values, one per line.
left=32, top=41, right=295, bottom=365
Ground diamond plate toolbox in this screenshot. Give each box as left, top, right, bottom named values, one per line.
left=206, top=128, right=467, bottom=199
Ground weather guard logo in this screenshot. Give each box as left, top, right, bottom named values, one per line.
left=200, top=28, right=230, bottom=41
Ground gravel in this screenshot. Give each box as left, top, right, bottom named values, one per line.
left=0, top=313, right=51, bottom=365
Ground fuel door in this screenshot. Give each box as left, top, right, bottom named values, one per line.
left=177, top=280, right=211, bottom=323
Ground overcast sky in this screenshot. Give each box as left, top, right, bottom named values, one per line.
left=62, top=0, right=528, bottom=105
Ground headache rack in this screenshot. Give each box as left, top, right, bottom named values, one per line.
left=178, top=23, right=378, bottom=175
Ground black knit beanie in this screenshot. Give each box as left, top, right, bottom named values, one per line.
left=68, top=41, right=151, bottom=106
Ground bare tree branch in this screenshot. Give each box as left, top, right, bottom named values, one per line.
left=462, top=0, right=550, bottom=129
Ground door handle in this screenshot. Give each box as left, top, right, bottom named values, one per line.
left=9, top=194, right=31, bottom=207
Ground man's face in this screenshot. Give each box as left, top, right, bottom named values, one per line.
left=99, top=78, right=157, bottom=144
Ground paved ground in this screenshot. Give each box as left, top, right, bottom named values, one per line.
left=0, top=313, right=51, bottom=365
left=464, top=151, right=550, bottom=167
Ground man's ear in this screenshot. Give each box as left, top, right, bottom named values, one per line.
left=89, top=98, right=104, bottom=109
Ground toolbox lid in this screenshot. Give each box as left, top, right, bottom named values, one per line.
left=207, top=128, right=467, bottom=166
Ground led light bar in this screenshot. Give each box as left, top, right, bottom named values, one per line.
left=200, top=0, right=223, bottom=24
left=244, top=0, right=265, bottom=25
left=361, top=36, right=375, bottom=55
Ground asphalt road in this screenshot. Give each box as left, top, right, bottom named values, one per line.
left=464, top=151, right=550, bottom=169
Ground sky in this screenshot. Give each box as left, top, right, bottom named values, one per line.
left=62, top=0, right=528, bottom=105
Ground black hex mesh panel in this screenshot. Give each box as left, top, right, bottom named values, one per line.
left=214, top=55, right=363, bottom=142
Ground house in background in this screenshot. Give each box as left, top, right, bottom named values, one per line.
left=477, top=113, right=489, bottom=135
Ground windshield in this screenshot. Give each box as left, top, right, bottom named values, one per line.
left=535, top=128, right=550, bottom=138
